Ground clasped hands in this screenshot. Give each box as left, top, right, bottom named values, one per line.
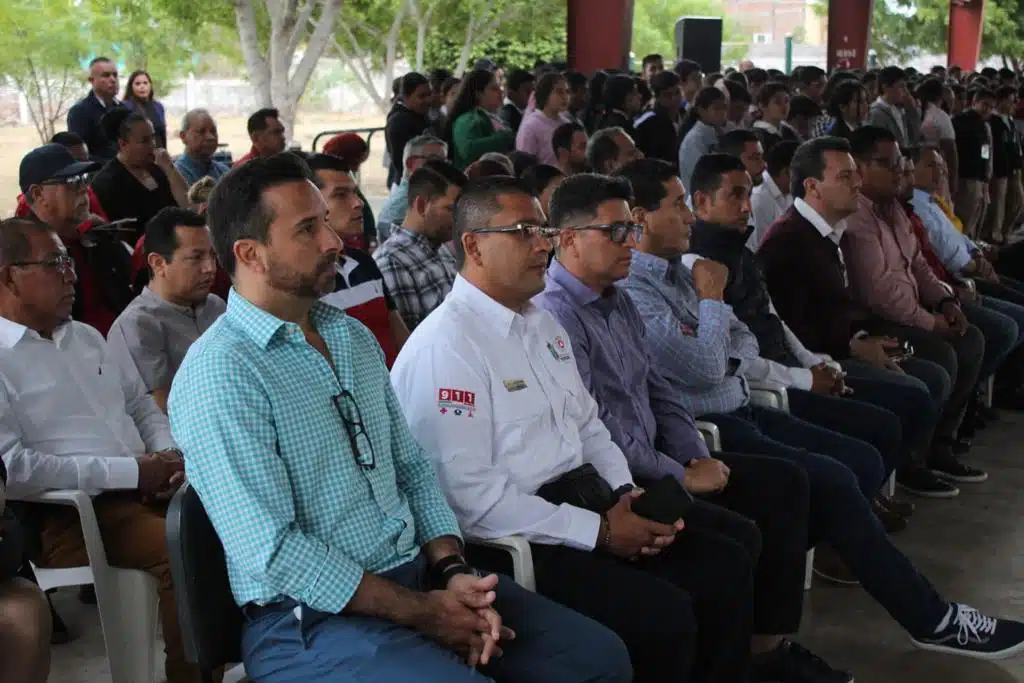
left=136, top=449, right=185, bottom=502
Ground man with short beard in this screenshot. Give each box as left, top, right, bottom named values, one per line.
left=107, top=207, right=225, bottom=413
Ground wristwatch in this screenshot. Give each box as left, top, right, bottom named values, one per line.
left=428, top=554, right=478, bottom=589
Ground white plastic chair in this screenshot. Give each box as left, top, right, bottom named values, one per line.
left=469, top=536, right=536, bottom=591
left=21, top=489, right=161, bottom=683
left=695, top=421, right=721, bottom=450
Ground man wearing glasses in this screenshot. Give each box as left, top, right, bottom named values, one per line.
left=844, top=126, right=986, bottom=484
left=392, top=176, right=754, bottom=683
left=18, top=143, right=134, bottom=336
left=0, top=216, right=192, bottom=681
left=169, top=154, right=631, bottom=683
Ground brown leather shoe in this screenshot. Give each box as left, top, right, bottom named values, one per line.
left=812, top=544, right=860, bottom=586
left=876, top=493, right=915, bottom=518
left=873, top=498, right=909, bottom=533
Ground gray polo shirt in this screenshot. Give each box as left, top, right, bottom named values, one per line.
left=107, top=287, right=226, bottom=391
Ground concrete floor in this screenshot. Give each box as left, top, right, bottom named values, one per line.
left=47, top=410, right=1024, bottom=683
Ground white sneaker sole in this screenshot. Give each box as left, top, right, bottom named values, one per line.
left=929, top=468, right=989, bottom=484
left=896, top=482, right=961, bottom=499
left=910, top=636, right=1024, bottom=661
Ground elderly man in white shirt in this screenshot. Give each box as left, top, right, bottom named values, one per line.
left=0, top=217, right=198, bottom=683
left=392, top=176, right=759, bottom=683
left=749, top=140, right=799, bottom=250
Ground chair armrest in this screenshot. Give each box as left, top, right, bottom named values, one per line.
left=695, top=421, right=722, bottom=451
left=746, top=381, right=789, bottom=412
left=17, top=489, right=111, bottom=571
left=468, top=536, right=536, bottom=591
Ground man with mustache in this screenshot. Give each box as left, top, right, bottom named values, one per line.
left=107, top=207, right=226, bottom=413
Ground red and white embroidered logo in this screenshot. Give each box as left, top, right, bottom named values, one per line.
left=438, top=388, right=476, bottom=417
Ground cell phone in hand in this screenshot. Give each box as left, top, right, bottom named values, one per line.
left=885, top=340, right=914, bottom=359
left=632, top=476, right=694, bottom=525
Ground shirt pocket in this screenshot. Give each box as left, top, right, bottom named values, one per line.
left=491, top=375, right=548, bottom=457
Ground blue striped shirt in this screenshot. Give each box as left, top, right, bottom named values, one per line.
left=169, top=290, right=460, bottom=612
left=621, top=251, right=756, bottom=417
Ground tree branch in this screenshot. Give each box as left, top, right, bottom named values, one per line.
left=286, top=0, right=316, bottom=58
left=233, top=0, right=271, bottom=105
left=289, top=0, right=344, bottom=103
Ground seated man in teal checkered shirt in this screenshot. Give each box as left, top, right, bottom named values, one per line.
left=168, top=153, right=631, bottom=683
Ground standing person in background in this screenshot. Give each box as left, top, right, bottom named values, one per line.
left=986, top=86, right=1024, bottom=244
left=867, top=67, right=913, bottom=148
left=385, top=72, right=434, bottom=189
left=678, top=87, right=728, bottom=192
left=445, top=69, right=515, bottom=170
left=234, top=108, right=287, bottom=167
left=122, top=70, right=167, bottom=150
left=919, top=78, right=959, bottom=200
left=89, top=110, right=190, bottom=240
left=499, top=69, right=536, bottom=134
left=515, top=72, right=570, bottom=166
left=67, top=57, right=122, bottom=162
left=953, top=88, right=996, bottom=239
left=596, top=75, right=643, bottom=139
left=634, top=71, right=684, bottom=167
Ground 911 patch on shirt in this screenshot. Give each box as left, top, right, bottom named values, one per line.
left=438, top=388, right=475, bottom=417
left=546, top=335, right=571, bottom=362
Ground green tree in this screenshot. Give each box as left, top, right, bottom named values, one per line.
left=632, top=0, right=746, bottom=67
left=0, top=0, right=92, bottom=142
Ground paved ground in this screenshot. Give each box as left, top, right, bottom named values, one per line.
left=47, top=410, right=1024, bottom=683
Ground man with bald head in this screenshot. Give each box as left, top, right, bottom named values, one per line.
left=174, top=109, right=230, bottom=186
left=66, top=57, right=123, bottom=162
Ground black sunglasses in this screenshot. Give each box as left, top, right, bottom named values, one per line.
left=332, top=390, right=376, bottom=470
left=566, top=222, right=644, bottom=244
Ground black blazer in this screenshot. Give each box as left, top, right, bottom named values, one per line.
left=758, top=207, right=872, bottom=359
left=66, top=93, right=123, bottom=162
left=633, top=108, right=680, bottom=169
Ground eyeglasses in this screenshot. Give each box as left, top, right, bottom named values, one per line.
left=472, top=222, right=561, bottom=246
left=566, top=222, right=644, bottom=244
left=333, top=390, right=376, bottom=470
left=9, top=254, right=76, bottom=275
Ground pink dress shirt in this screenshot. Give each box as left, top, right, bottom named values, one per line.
left=843, top=194, right=952, bottom=331
left=515, top=110, right=570, bottom=166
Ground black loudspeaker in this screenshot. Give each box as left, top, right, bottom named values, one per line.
left=675, top=17, right=723, bottom=74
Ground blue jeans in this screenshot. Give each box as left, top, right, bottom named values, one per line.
left=241, top=556, right=632, bottom=683
left=702, top=404, right=949, bottom=637
left=964, top=300, right=1020, bottom=380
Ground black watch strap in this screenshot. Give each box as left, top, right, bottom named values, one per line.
left=428, top=554, right=472, bottom=589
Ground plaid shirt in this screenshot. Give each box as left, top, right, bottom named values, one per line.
left=168, top=291, right=460, bottom=612
left=620, top=251, right=755, bottom=417
left=374, top=227, right=458, bottom=331
left=809, top=114, right=835, bottom=139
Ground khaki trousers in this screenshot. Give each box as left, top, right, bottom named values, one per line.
left=955, top=179, right=989, bottom=240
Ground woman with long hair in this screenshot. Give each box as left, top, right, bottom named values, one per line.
left=122, top=70, right=167, bottom=149
left=596, top=74, right=643, bottom=137
left=515, top=72, right=571, bottom=166
left=918, top=77, right=960, bottom=198
left=444, top=69, right=515, bottom=170
left=384, top=72, right=434, bottom=188
left=677, top=86, right=728, bottom=191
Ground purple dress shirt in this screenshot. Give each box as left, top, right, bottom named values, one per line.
left=534, top=259, right=710, bottom=484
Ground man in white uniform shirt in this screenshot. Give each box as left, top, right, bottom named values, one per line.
left=749, top=140, right=798, bottom=250
left=0, top=217, right=199, bottom=683
left=393, top=177, right=758, bottom=683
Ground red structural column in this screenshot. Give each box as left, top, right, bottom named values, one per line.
left=948, top=0, right=985, bottom=71
left=826, top=0, right=874, bottom=71
left=567, top=0, right=635, bottom=74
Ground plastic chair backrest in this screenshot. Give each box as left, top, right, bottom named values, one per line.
left=165, top=484, right=243, bottom=673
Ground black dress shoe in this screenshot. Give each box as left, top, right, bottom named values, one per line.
left=876, top=493, right=915, bottom=517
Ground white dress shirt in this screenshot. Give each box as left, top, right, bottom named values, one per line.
left=391, top=276, right=634, bottom=551
left=0, top=317, right=175, bottom=498
left=749, top=173, right=792, bottom=251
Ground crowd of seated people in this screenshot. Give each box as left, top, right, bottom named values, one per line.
left=5, top=54, right=1024, bottom=683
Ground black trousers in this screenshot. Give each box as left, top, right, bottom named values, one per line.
left=697, top=452, right=809, bottom=636
left=867, top=319, right=985, bottom=441
left=530, top=499, right=757, bottom=683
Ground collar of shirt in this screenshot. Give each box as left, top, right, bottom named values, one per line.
left=761, top=172, right=787, bottom=205
left=139, top=286, right=207, bottom=319
left=223, top=288, right=349, bottom=350
left=92, top=92, right=120, bottom=110
left=545, top=259, right=620, bottom=316
left=794, top=198, right=847, bottom=242
left=0, top=316, right=73, bottom=348
left=753, top=120, right=781, bottom=136
left=629, top=249, right=689, bottom=286
left=448, top=275, right=539, bottom=338
left=392, top=226, right=442, bottom=253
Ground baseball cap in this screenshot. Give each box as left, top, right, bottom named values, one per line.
left=473, top=58, right=498, bottom=72
left=19, top=144, right=101, bottom=195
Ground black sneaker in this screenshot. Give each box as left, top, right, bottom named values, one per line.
left=749, top=639, right=853, bottom=683
left=897, top=466, right=960, bottom=498
left=911, top=604, right=1024, bottom=660
left=929, top=452, right=988, bottom=483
